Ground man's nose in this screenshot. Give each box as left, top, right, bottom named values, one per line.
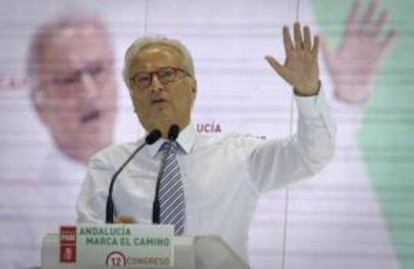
left=149, top=74, right=164, bottom=92
left=79, top=73, right=99, bottom=99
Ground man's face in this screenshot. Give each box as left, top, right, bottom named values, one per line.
left=35, top=24, right=117, bottom=163
left=128, top=45, right=196, bottom=136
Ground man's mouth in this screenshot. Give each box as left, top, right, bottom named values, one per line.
left=80, top=110, right=101, bottom=124
left=152, top=99, right=167, bottom=104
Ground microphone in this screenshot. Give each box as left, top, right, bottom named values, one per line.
left=146, top=129, right=162, bottom=144
left=168, top=124, right=180, bottom=141
left=105, top=129, right=161, bottom=223
left=152, top=124, right=180, bottom=224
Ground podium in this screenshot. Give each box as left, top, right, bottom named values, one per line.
left=40, top=233, right=250, bottom=269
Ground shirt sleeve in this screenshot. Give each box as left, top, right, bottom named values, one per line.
left=248, top=87, right=336, bottom=192
left=76, top=151, right=114, bottom=223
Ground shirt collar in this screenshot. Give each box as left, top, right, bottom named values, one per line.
left=145, top=122, right=196, bottom=158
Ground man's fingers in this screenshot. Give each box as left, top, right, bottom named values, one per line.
left=265, top=56, right=288, bottom=79
left=372, top=10, right=388, bottom=37
left=380, top=29, right=398, bottom=53
left=283, top=25, right=294, bottom=55
left=311, top=35, right=320, bottom=58
left=361, top=0, right=378, bottom=25
left=294, top=22, right=303, bottom=50
left=303, top=26, right=312, bottom=51
left=345, top=0, right=362, bottom=35
left=360, top=0, right=379, bottom=35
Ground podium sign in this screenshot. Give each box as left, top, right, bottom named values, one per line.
left=59, top=224, right=174, bottom=268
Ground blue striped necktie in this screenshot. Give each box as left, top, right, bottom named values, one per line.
left=158, top=141, right=186, bottom=234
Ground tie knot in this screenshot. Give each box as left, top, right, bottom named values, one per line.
left=160, top=141, right=179, bottom=154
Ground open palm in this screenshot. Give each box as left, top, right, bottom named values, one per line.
left=266, top=22, right=320, bottom=96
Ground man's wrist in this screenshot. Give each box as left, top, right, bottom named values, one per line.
left=294, top=80, right=321, bottom=97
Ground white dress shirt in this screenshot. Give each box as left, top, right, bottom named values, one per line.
left=76, top=90, right=336, bottom=263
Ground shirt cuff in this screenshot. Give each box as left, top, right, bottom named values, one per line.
left=294, top=85, right=337, bottom=141
left=295, top=85, right=328, bottom=117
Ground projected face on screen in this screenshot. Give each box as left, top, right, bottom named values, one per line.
left=29, top=19, right=117, bottom=164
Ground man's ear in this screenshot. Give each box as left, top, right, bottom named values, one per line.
left=191, top=79, right=197, bottom=99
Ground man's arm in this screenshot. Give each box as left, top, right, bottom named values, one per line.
left=248, top=23, right=336, bottom=191
left=248, top=89, right=335, bottom=191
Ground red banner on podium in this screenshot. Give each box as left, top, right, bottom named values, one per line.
left=60, top=226, right=77, bottom=263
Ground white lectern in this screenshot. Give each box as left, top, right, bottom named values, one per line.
left=40, top=233, right=250, bottom=269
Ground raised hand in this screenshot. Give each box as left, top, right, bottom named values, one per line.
left=321, top=0, right=398, bottom=103
left=266, top=22, right=320, bottom=96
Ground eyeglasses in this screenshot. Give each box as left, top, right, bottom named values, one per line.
left=43, top=60, right=113, bottom=98
left=129, top=66, right=191, bottom=90
left=52, top=61, right=113, bottom=86
left=47, top=61, right=113, bottom=96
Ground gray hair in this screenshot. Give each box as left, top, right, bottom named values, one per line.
left=26, top=12, right=112, bottom=91
left=122, top=35, right=195, bottom=90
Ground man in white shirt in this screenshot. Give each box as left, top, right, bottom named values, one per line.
left=76, top=23, right=336, bottom=264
